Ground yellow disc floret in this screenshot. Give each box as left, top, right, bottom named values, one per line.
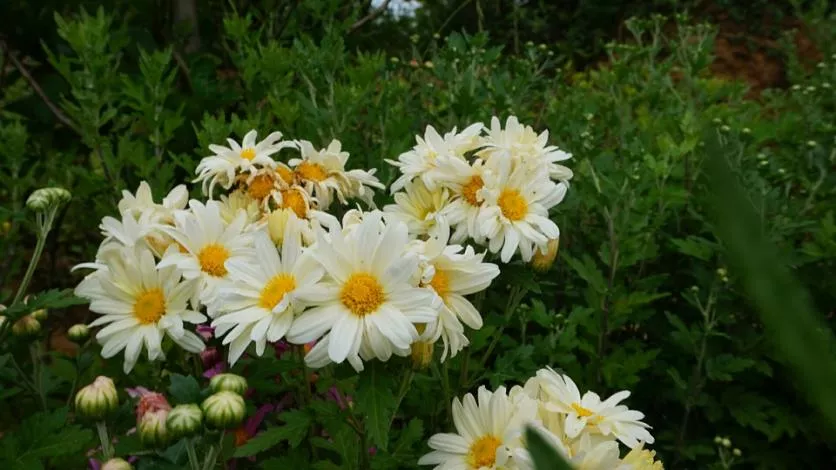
left=259, top=274, right=296, bottom=310
left=340, top=273, right=385, bottom=317
left=133, top=288, right=166, bottom=324
left=198, top=243, right=230, bottom=277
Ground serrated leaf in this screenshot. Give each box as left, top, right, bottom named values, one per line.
left=355, top=363, right=398, bottom=451
left=233, top=410, right=311, bottom=458
left=2, top=289, right=86, bottom=318
left=168, top=374, right=201, bottom=404
left=562, top=254, right=607, bottom=293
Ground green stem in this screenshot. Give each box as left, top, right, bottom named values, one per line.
left=202, top=431, right=226, bottom=470
left=389, top=369, right=415, bottom=428
left=479, top=285, right=526, bottom=367
left=185, top=438, right=201, bottom=470
left=31, top=342, right=47, bottom=410
left=13, top=209, right=55, bottom=305
left=96, top=421, right=114, bottom=461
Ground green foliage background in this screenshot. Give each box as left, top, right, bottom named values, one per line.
left=1, top=1, right=835, bottom=468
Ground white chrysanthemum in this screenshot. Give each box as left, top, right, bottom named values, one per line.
left=118, top=181, right=189, bottom=222
left=290, top=139, right=384, bottom=210
left=478, top=161, right=565, bottom=262
left=418, top=385, right=538, bottom=470
left=237, top=167, right=289, bottom=209
left=218, top=189, right=261, bottom=226
left=436, top=158, right=492, bottom=244
left=210, top=220, right=325, bottom=365
left=74, top=245, right=205, bottom=373
left=478, top=116, right=573, bottom=182
left=388, top=123, right=483, bottom=193
left=383, top=179, right=451, bottom=237
left=534, top=368, right=654, bottom=448
left=194, top=130, right=293, bottom=196
left=99, top=211, right=156, bottom=252
left=286, top=211, right=439, bottom=371
left=410, top=223, right=499, bottom=360
left=157, top=200, right=253, bottom=311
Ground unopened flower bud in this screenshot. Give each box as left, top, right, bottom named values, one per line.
left=26, top=187, right=71, bottom=212
left=166, top=404, right=203, bottom=439
left=411, top=340, right=434, bottom=370
left=531, top=238, right=559, bottom=272
left=202, top=391, right=246, bottom=429
left=713, top=436, right=722, bottom=444
left=12, top=315, right=41, bottom=337
left=719, top=125, right=730, bottom=133
left=31, top=308, right=48, bottom=321
left=139, top=408, right=169, bottom=447
left=424, top=61, right=434, bottom=69
left=101, top=458, right=133, bottom=470
left=75, top=376, right=119, bottom=420
left=209, top=373, right=248, bottom=395
left=733, top=448, right=742, bottom=457
left=807, top=140, right=817, bottom=148
left=68, top=324, right=90, bottom=342
left=721, top=437, right=731, bottom=448
left=0, top=316, right=6, bottom=330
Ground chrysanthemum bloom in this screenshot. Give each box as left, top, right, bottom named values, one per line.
left=384, top=179, right=451, bottom=237
left=478, top=162, right=565, bottom=262
left=194, top=130, right=293, bottom=196
left=287, top=211, right=439, bottom=371
left=118, top=181, right=188, bottom=223
left=418, top=386, right=537, bottom=469
left=219, top=189, right=262, bottom=225
left=290, top=139, right=384, bottom=210
left=533, top=367, right=654, bottom=448
left=75, top=246, right=206, bottom=373
left=387, top=123, right=484, bottom=193
left=620, top=443, right=664, bottom=470
left=436, top=158, right=491, bottom=244
left=210, top=218, right=325, bottom=364
left=158, top=200, right=253, bottom=311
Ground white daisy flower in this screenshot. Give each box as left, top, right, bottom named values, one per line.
left=194, top=130, right=293, bottom=196
left=437, top=158, right=492, bottom=244
left=478, top=116, right=574, bottom=182
left=383, top=179, right=451, bottom=237
left=534, top=367, right=655, bottom=448
left=118, top=181, right=189, bottom=222
left=478, top=161, right=565, bottom=262
left=286, top=211, right=439, bottom=371
left=411, top=222, right=499, bottom=360
left=218, top=189, right=262, bottom=226
left=74, top=245, right=206, bottom=373
left=210, top=219, right=325, bottom=365
left=157, top=200, right=253, bottom=311
left=237, top=167, right=289, bottom=208
left=290, top=139, right=384, bottom=210
left=388, top=123, right=483, bottom=193
left=418, top=385, right=538, bottom=470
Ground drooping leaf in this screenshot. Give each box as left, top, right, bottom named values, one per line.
left=354, top=363, right=398, bottom=451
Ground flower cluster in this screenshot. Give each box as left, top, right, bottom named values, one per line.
left=386, top=116, right=572, bottom=262
left=420, top=367, right=662, bottom=470
left=74, top=126, right=510, bottom=372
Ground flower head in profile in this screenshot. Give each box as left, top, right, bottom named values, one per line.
left=194, top=130, right=293, bottom=196
left=118, top=181, right=188, bottom=222
left=209, top=217, right=325, bottom=365
left=384, top=179, right=451, bottom=237
left=419, top=386, right=538, bottom=470
left=75, top=246, right=206, bottom=373
left=533, top=368, right=654, bottom=448
left=286, top=211, right=439, bottom=371
left=478, top=116, right=573, bottom=182
left=158, top=200, right=253, bottom=311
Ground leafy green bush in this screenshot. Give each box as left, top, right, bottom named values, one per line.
left=1, top=4, right=835, bottom=470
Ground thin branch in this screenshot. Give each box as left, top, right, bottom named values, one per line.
left=276, top=0, right=301, bottom=39
left=348, top=0, right=392, bottom=33
left=1, top=41, right=79, bottom=133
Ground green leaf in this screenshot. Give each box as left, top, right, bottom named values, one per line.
left=1, top=289, right=86, bottom=319
left=355, top=363, right=398, bottom=451
left=233, top=410, right=312, bottom=457
left=562, top=254, right=607, bottom=293
left=168, top=374, right=201, bottom=404
left=524, top=426, right=572, bottom=470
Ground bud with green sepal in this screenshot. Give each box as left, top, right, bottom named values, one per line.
left=202, top=391, right=246, bottom=429
left=209, top=373, right=248, bottom=395
left=26, top=187, right=71, bottom=212
left=139, top=408, right=170, bottom=448
left=31, top=308, right=48, bottom=321
left=166, top=404, right=203, bottom=439
left=68, top=323, right=90, bottom=342
left=75, top=376, right=119, bottom=420
left=101, top=458, right=133, bottom=470
left=12, top=315, right=41, bottom=337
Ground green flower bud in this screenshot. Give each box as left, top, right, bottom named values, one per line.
left=26, top=187, right=71, bottom=212
left=101, top=458, right=133, bottom=470
left=12, top=315, right=41, bottom=337
left=68, top=323, right=90, bottom=342
left=0, top=316, right=6, bottom=330
left=202, top=391, right=245, bottom=430
left=31, top=308, right=48, bottom=321
left=75, top=376, right=119, bottom=420
left=209, top=373, right=248, bottom=395
left=732, top=448, right=742, bottom=457
left=166, top=404, right=203, bottom=439
left=721, top=437, right=731, bottom=448
left=139, top=408, right=169, bottom=448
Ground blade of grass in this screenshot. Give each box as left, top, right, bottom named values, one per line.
left=704, top=133, right=836, bottom=430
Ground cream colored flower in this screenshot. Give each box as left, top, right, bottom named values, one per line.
left=384, top=179, right=451, bottom=237
left=478, top=116, right=573, bottom=182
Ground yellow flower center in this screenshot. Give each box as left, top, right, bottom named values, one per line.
left=277, top=166, right=295, bottom=185
left=428, top=267, right=450, bottom=301
left=259, top=274, right=296, bottom=310
left=198, top=243, right=230, bottom=277
left=133, top=288, right=166, bottom=324
left=498, top=188, right=528, bottom=221
left=340, top=273, right=385, bottom=317
left=240, top=148, right=256, bottom=160
left=248, top=173, right=276, bottom=200
left=467, top=435, right=501, bottom=468
left=281, top=189, right=308, bottom=219
left=462, top=175, right=484, bottom=206
left=571, top=402, right=595, bottom=418
left=295, top=161, right=328, bottom=182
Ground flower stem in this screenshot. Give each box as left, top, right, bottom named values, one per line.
left=96, top=421, right=114, bottom=461
left=30, top=342, right=47, bottom=410
left=185, top=438, right=201, bottom=470
left=13, top=208, right=56, bottom=305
